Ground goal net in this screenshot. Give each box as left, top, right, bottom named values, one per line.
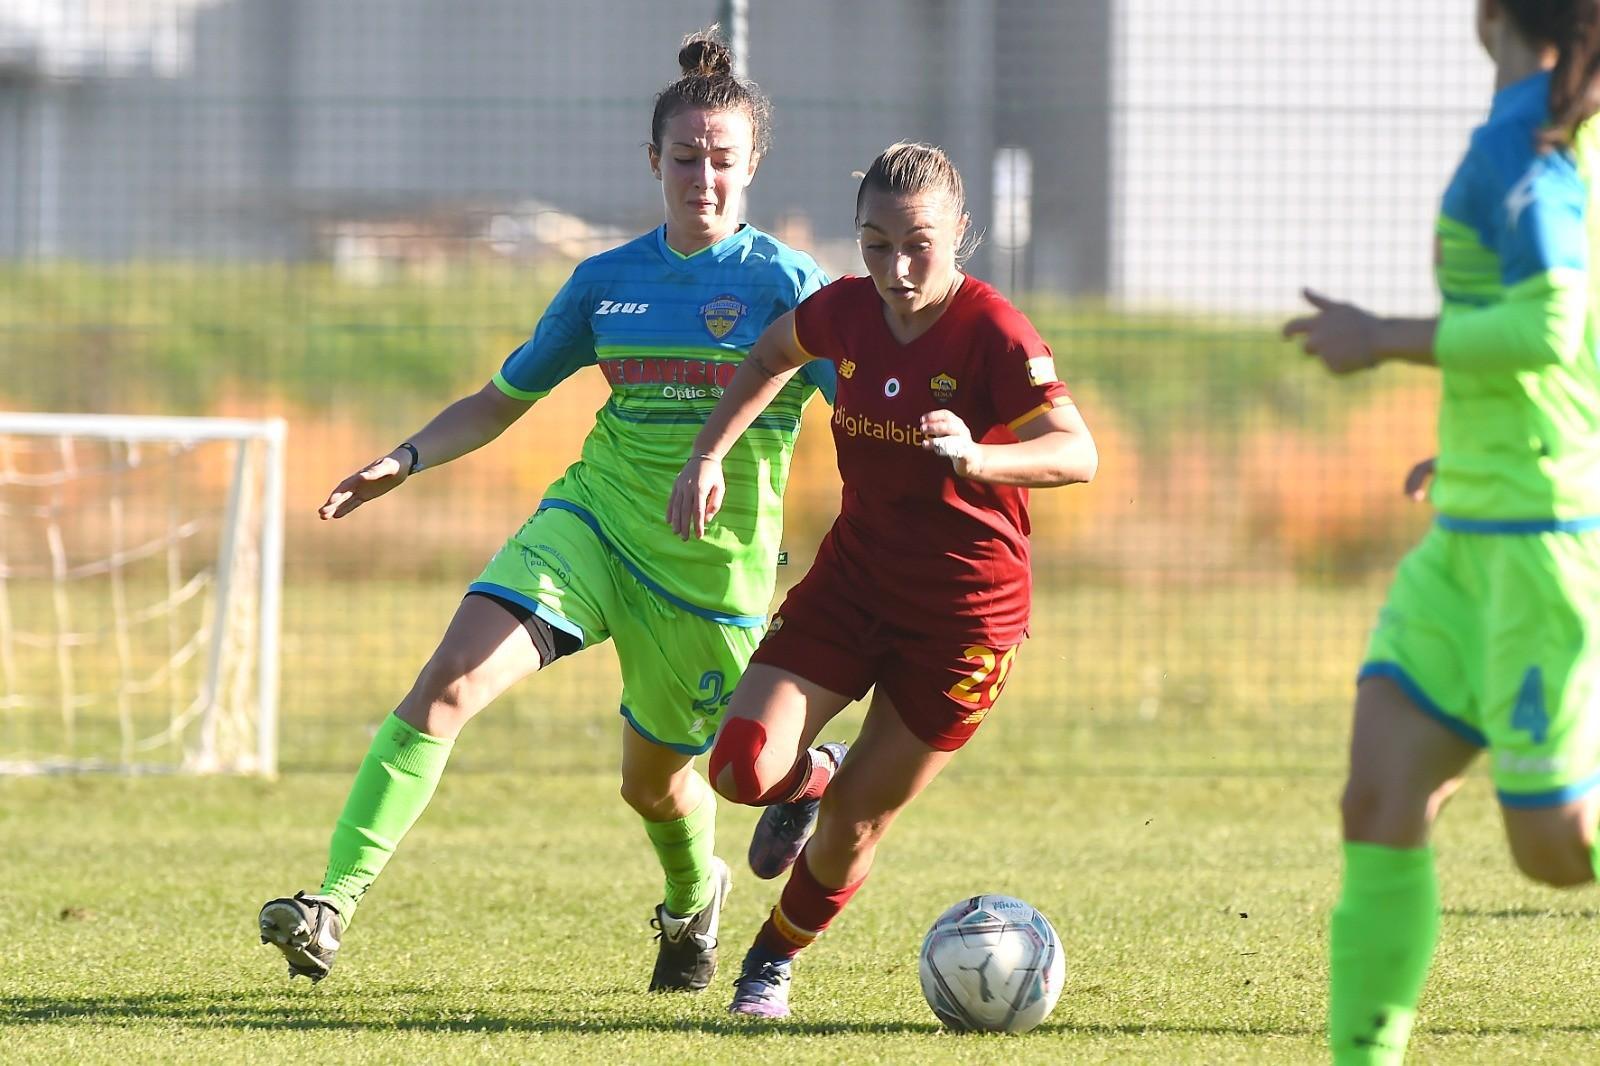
left=0, top=413, right=285, bottom=776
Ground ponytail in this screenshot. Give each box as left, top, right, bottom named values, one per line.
left=1503, top=0, right=1600, bottom=149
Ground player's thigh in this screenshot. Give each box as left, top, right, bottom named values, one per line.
left=609, top=592, right=765, bottom=756
left=1346, top=530, right=1485, bottom=845
left=1485, top=532, right=1600, bottom=883
left=1501, top=794, right=1600, bottom=887
left=1343, top=676, right=1480, bottom=847
left=467, top=507, right=613, bottom=655
left=714, top=585, right=880, bottom=785
left=397, top=593, right=545, bottom=734
left=810, top=690, right=957, bottom=864
left=714, top=664, right=854, bottom=793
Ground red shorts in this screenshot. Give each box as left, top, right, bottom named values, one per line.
left=750, top=568, right=1022, bottom=752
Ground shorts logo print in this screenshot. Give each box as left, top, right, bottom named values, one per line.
left=519, top=542, right=573, bottom=588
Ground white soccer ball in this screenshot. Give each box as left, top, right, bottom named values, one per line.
left=918, top=894, right=1065, bottom=1033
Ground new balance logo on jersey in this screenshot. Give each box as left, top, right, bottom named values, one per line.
left=595, top=299, right=650, bottom=316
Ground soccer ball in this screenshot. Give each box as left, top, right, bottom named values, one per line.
left=917, top=894, right=1065, bottom=1033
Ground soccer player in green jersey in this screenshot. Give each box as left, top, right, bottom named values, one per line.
left=257, top=31, right=832, bottom=994
left=1284, top=3, right=1600, bottom=1061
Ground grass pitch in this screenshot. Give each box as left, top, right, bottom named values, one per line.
left=3, top=580, right=1599, bottom=1063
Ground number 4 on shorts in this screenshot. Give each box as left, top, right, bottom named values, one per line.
left=1511, top=666, right=1549, bottom=745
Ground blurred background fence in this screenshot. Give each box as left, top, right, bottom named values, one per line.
left=0, top=0, right=1488, bottom=772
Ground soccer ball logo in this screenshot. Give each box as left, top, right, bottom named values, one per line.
left=918, top=894, right=1064, bottom=1033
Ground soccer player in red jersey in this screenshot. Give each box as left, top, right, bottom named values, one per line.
left=667, top=141, right=1099, bottom=1018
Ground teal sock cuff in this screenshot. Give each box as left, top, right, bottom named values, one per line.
left=373, top=712, right=454, bottom=776
left=643, top=789, right=716, bottom=845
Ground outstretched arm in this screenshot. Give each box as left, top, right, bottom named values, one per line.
left=319, top=381, right=532, bottom=519
left=1282, top=289, right=1437, bottom=373
left=667, top=311, right=813, bottom=539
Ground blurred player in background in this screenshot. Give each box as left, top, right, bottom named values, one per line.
left=257, top=30, right=833, bottom=995
left=1284, top=2, right=1600, bottom=1060
left=668, top=142, right=1098, bottom=1018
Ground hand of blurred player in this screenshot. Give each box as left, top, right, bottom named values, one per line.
left=1403, top=456, right=1436, bottom=502
left=318, top=453, right=409, bottom=520
left=668, top=454, right=725, bottom=540
left=920, top=410, right=982, bottom=477
left=1282, top=288, right=1381, bottom=374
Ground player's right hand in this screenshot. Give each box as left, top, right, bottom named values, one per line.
left=318, top=454, right=408, bottom=520
left=667, top=455, right=724, bottom=540
left=1282, top=288, right=1380, bottom=374
left=1403, top=456, right=1436, bottom=502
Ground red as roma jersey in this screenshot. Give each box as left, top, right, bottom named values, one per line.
left=792, top=274, right=1073, bottom=643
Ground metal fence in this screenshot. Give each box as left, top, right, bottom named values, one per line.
left=0, top=0, right=1489, bottom=771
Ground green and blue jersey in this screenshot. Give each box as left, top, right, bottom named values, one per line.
left=493, top=224, right=831, bottom=624
left=1432, top=69, right=1600, bottom=528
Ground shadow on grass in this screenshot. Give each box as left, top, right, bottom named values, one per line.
left=0, top=992, right=1326, bottom=1039
left=1442, top=905, right=1600, bottom=920
left=1, top=992, right=933, bottom=1037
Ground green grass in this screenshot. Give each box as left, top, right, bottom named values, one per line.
left=3, top=581, right=1599, bottom=1063
left=0, top=262, right=1361, bottom=432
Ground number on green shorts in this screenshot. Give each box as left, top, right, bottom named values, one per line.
left=1511, top=666, right=1549, bottom=744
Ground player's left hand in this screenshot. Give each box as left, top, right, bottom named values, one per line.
left=1282, top=288, right=1381, bottom=374
left=667, top=454, right=725, bottom=540
left=1403, top=456, right=1436, bottom=502
left=920, top=410, right=982, bottom=477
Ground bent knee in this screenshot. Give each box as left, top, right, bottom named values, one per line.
left=1339, top=777, right=1410, bottom=842
left=400, top=657, right=495, bottom=733
left=619, top=776, right=666, bottom=813
left=709, top=718, right=787, bottom=805
left=1339, top=771, right=1453, bottom=847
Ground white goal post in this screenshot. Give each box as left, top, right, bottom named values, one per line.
left=0, top=413, right=285, bottom=776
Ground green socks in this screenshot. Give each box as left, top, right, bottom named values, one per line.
left=319, top=713, right=454, bottom=923
left=1329, top=842, right=1439, bottom=1065
left=642, top=788, right=718, bottom=917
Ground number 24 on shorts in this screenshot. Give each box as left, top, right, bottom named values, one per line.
left=948, top=645, right=1018, bottom=707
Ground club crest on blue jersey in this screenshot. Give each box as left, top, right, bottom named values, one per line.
left=700, top=294, right=748, bottom=340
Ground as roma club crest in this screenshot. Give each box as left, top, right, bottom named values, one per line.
left=700, top=294, right=748, bottom=340
left=929, top=372, right=958, bottom=403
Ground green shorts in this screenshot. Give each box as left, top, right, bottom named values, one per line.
left=469, top=504, right=764, bottom=754
left=1361, top=523, right=1600, bottom=807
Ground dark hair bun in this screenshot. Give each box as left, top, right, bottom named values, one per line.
left=679, top=34, right=733, bottom=78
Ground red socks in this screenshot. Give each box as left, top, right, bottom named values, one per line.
left=768, top=745, right=837, bottom=805
left=755, top=851, right=866, bottom=959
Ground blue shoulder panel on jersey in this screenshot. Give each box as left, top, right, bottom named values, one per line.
left=1496, top=153, right=1587, bottom=286
left=1443, top=70, right=1589, bottom=287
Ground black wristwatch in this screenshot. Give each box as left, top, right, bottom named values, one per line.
left=398, top=442, right=422, bottom=474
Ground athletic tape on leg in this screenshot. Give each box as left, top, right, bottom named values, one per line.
left=710, top=717, right=767, bottom=804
